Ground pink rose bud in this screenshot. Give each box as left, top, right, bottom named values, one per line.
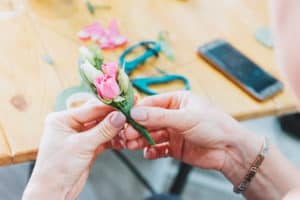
left=102, top=62, right=119, bottom=79
left=94, top=74, right=120, bottom=100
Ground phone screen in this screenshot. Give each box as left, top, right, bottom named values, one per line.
left=202, top=42, right=279, bottom=94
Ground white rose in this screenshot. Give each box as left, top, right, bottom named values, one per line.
left=80, top=60, right=103, bottom=83
left=118, top=69, right=129, bottom=93
left=79, top=46, right=95, bottom=65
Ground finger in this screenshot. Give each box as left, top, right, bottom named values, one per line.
left=67, top=101, right=114, bottom=125
left=95, top=143, right=110, bottom=155
left=126, top=130, right=169, bottom=150
left=46, top=102, right=115, bottom=131
left=85, top=98, right=102, bottom=106
left=130, top=106, right=184, bottom=130
left=81, top=119, right=99, bottom=131
left=137, top=92, right=184, bottom=108
left=124, top=124, right=162, bottom=140
left=124, top=125, right=140, bottom=140
left=111, top=131, right=126, bottom=150
left=66, top=93, right=96, bottom=109
left=144, top=143, right=172, bottom=160
left=80, top=111, right=126, bottom=149
left=111, top=138, right=123, bottom=150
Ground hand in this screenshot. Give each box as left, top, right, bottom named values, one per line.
left=23, top=101, right=126, bottom=200
left=123, top=91, right=263, bottom=173
left=284, top=188, right=300, bottom=200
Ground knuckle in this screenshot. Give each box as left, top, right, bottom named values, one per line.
left=138, top=137, right=146, bottom=148
left=156, top=110, right=167, bottom=121
left=97, top=119, right=115, bottom=140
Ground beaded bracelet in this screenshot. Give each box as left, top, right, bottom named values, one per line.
left=234, top=137, right=270, bottom=194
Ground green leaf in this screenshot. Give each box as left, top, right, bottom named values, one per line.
left=88, top=45, right=103, bottom=70
left=94, top=57, right=103, bottom=70
left=113, top=96, right=125, bottom=103
left=123, top=83, right=134, bottom=113
left=126, top=115, right=156, bottom=145
left=157, top=31, right=176, bottom=61
left=86, top=1, right=95, bottom=15
left=100, top=98, right=112, bottom=105
left=117, top=69, right=129, bottom=93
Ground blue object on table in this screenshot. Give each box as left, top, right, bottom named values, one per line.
left=132, top=74, right=190, bottom=95
left=120, top=40, right=190, bottom=95
left=42, top=55, right=54, bottom=65
left=119, top=41, right=162, bottom=75
left=255, top=26, right=273, bottom=48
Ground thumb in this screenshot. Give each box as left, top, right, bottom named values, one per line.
left=80, top=111, right=126, bottom=149
left=130, top=106, right=185, bottom=130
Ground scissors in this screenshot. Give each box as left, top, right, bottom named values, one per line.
left=119, top=41, right=190, bottom=95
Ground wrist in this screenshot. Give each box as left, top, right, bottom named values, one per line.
left=220, top=125, right=300, bottom=199
left=221, top=128, right=264, bottom=186
left=23, top=169, right=67, bottom=200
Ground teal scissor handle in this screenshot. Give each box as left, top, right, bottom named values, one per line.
left=131, top=74, right=191, bottom=95
left=119, top=41, right=161, bottom=75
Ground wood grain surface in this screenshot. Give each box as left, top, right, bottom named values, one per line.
left=0, top=0, right=297, bottom=165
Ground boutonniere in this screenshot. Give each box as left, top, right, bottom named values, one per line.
left=79, top=45, right=155, bottom=145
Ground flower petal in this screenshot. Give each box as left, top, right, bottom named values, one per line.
left=94, top=74, right=120, bottom=100
left=80, top=60, right=103, bottom=83
left=102, top=62, right=118, bottom=78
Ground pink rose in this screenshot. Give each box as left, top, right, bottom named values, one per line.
left=102, top=62, right=118, bottom=79
left=94, top=74, right=120, bottom=100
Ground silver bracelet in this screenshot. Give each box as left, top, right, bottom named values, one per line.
left=233, top=137, right=270, bottom=194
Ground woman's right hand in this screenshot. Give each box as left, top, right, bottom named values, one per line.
left=122, top=92, right=263, bottom=178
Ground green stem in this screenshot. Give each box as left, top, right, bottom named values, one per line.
left=120, top=110, right=156, bottom=146
left=128, top=116, right=156, bottom=146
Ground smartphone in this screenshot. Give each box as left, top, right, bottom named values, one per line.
left=197, top=39, right=283, bottom=101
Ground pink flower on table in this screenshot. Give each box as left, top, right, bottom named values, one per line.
left=102, top=62, right=118, bottom=79
left=78, top=22, right=105, bottom=41
left=94, top=74, right=120, bottom=100
left=97, top=20, right=127, bottom=49
left=78, top=20, right=127, bottom=49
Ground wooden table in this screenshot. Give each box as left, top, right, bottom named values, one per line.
left=0, top=0, right=297, bottom=166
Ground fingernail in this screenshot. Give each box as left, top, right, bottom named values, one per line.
left=119, top=130, right=126, bottom=141
left=119, top=139, right=127, bottom=149
left=131, top=107, right=147, bottom=121
left=110, top=112, right=126, bottom=128
left=127, top=141, right=139, bottom=149
left=145, top=147, right=156, bottom=159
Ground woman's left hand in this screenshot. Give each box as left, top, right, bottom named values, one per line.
left=23, top=101, right=126, bottom=200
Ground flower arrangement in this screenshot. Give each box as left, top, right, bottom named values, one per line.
left=78, top=45, right=155, bottom=145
